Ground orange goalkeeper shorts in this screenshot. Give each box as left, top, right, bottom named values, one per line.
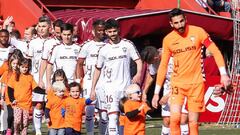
left=170, top=82, right=205, bottom=112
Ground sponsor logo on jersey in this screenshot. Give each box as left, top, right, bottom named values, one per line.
left=108, top=55, right=127, bottom=61
left=90, top=54, right=98, bottom=57
left=172, top=46, right=196, bottom=55
left=60, top=56, right=77, bottom=59
left=37, top=50, right=43, bottom=53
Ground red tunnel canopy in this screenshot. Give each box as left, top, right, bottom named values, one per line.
left=51, top=9, right=233, bottom=43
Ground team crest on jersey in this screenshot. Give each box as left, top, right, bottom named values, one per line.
left=74, top=49, right=79, bottom=55
left=190, top=36, right=196, bottom=44
left=122, top=47, right=127, bottom=53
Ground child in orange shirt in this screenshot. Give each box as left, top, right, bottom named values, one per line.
left=7, top=58, right=45, bottom=135
left=63, top=82, right=92, bottom=135
left=45, top=81, right=67, bottom=135
left=0, top=49, right=23, bottom=135
left=119, top=84, right=151, bottom=135
left=46, top=69, right=69, bottom=100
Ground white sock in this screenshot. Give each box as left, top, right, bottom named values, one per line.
left=99, top=111, right=108, bottom=135
left=85, top=105, right=95, bottom=134
left=108, top=114, right=119, bottom=135
left=180, top=124, right=189, bottom=135
left=161, top=125, right=170, bottom=135
left=33, top=108, right=42, bottom=133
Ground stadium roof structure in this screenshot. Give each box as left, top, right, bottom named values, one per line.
left=51, top=9, right=233, bottom=43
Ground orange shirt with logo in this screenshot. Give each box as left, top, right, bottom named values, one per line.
left=64, top=97, right=85, bottom=132
left=156, top=25, right=225, bottom=87
left=123, top=100, right=151, bottom=135
left=46, top=92, right=66, bottom=129
left=8, top=74, right=37, bottom=110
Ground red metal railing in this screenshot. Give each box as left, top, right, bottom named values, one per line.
left=34, top=0, right=57, bottom=20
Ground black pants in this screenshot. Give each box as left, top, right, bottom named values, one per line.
left=7, top=105, right=13, bottom=129
left=65, top=128, right=81, bottom=135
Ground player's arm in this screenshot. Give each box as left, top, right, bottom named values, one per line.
left=46, top=48, right=57, bottom=90
left=39, top=42, right=50, bottom=88
left=142, top=73, right=155, bottom=101
left=132, top=58, right=142, bottom=84
left=90, top=48, right=104, bottom=100
left=38, top=59, right=47, bottom=88
left=90, top=67, right=101, bottom=100
left=202, top=30, right=230, bottom=89
left=46, top=63, right=53, bottom=90
left=76, top=58, right=85, bottom=81
left=152, top=39, right=171, bottom=109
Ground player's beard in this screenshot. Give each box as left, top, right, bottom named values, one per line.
left=177, top=26, right=185, bottom=34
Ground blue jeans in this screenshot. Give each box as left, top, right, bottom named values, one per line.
left=65, top=128, right=81, bottom=135
left=48, top=128, right=65, bottom=135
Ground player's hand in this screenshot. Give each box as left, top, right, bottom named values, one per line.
left=151, top=94, right=159, bottom=109
left=138, top=104, right=145, bottom=111
left=159, top=95, right=169, bottom=105
left=0, top=99, right=4, bottom=105
left=90, top=89, right=96, bottom=101
left=46, top=118, right=50, bottom=123
left=12, top=100, right=17, bottom=106
left=132, top=74, right=141, bottom=84
left=220, top=74, right=231, bottom=90
left=38, top=80, right=45, bottom=89
left=3, top=16, right=13, bottom=26
left=213, top=83, right=235, bottom=96
left=46, top=84, right=52, bottom=92
left=141, top=92, right=147, bottom=102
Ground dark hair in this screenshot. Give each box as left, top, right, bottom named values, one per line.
left=119, top=97, right=128, bottom=113
left=53, top=19, right=64, bottom=28
left=93, top=19, right=105, bottom=28
left=52, top=69, right=68, bottom=87
left=16, top=58, right=31, bottom=81
left=38, top=16, right=51, bottom=25
left=7, top=49, right=24, bottom=80
left=105, top=19, right=119, bottom=30
left=60, top=23, right=73, bottom=33
left=169, top=8, right=185, bottom=20
left=0, top=29, right=9, bottom=36
left=10, top=29, right=21, bottom=39
left=25, top=26, right=37, bottom=36
left=9, top=21, right=15, bottom=26
left=141, top=46, right=159, bottom=64
left=69, top=82, right=82, bottom=92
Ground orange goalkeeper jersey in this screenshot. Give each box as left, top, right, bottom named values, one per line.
left=156, top=25, right=225, bottom=87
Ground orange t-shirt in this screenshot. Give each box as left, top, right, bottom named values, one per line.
left=64, top=97, right=85, bottom=132
left=0, top=71, right=15, bottom=105
left=8, top=74, right=37, bottom=110
left=123, top=100, right=151, bottom=135
left=156, top=25, right=225, bottom=87
left=119, top=115, right=125, bottom=126
left=45, top=93, right=66, bottom=129
left=46, top=88, right=69, bottom=101
left=0, top=61, right=8, bottom=76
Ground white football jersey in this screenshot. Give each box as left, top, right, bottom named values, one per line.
left=48, top=43, right=81, bottom=83
left=42, top=37, right=60, bottom=60
left=27, top=37, right=48, bottom=82
left=78, top=40, right=105, bottom=91
left=0, top=45, right=15, bottom=66
left=96, top=39, right=140, bottom=92
left=9, top=38, right=28, bottom=57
